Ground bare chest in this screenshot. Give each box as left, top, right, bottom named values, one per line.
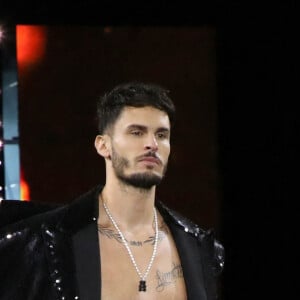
left=98, top=226, right=187, bottom=300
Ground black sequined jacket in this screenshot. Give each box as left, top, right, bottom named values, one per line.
left=0, top=185, right=224, bottom=300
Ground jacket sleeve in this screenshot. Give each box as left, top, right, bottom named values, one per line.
left=199, top=230, right=225, bottom=300
left=213, top=239, right=225, bottom=276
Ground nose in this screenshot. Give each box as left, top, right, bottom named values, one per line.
left=144, top=134, right=158, bottom=152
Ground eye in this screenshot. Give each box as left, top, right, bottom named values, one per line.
left=156, top=132, right=168, bottom=139
left=131, top=130, right=143, bottom=136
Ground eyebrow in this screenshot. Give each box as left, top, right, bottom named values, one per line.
left=126, top=124, right=170, bottom=133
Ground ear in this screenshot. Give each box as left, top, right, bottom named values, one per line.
left=94, top=135, right=111, bottom=159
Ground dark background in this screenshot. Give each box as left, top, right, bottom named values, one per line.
left=0, top=1, right=296, bottom=299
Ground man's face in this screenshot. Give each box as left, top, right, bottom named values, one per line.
left=109, top=106, right=171, bottom=189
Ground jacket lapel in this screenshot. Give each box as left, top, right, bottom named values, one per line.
left=42, top=186, right=102, bottom=300
left=167, top=221, right=208, bottom=300
left=72, top=220, right=101, bottom=300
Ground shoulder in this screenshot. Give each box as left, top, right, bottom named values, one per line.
left=0, top=199, right=59, bottom=227
left=156, top=200, right=225, bottom=276
left=0, top=185, right=101, bottom=234
left=157, top=200, right=205, bottom=237
left=0, top=199, right=66, bottom=235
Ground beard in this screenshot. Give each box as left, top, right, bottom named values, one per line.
left=111, top=146, right=167, bottom=190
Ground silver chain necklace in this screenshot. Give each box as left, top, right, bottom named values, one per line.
left=102, top=200, right=158, bottom=292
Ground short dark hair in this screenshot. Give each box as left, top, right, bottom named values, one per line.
left=96, top=82, right=176, bottom=134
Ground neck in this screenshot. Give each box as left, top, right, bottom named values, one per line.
left=100, top=179, right=156, bottom=231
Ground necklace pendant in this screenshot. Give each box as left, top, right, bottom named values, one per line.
left=139, top=280, right=146, bottom=292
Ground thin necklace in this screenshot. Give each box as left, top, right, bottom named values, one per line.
left=102, top=199, right=158, bottom=292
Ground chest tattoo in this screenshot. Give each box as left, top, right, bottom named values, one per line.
left=156, top=263, right=184, bottom=292
left=98, top=221, right=169, bottom=246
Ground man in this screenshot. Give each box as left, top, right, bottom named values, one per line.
left=0, top=82, right=224, bottom=299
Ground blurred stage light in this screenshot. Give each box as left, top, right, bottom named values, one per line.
left=0, top=25, right=5, bottom=43
left=16, top=25, right=46, bottom=68
left=20, top=169, right=30, bottom=201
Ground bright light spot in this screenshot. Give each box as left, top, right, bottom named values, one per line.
left=0, top=25, right=4, bottom=43
left=9, top=82, right=18, bottom=88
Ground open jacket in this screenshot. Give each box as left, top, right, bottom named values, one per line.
left=0, top=185, right=224, bottom=300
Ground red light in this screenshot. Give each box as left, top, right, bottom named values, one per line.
left=16, top=25, right=46, bottom=68
left=20, top=169, right=30, bottom=201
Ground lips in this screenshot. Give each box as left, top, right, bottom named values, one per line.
left=140, top=157, right=160, bottom=164
left=137, top=154, right=162, bottom=165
